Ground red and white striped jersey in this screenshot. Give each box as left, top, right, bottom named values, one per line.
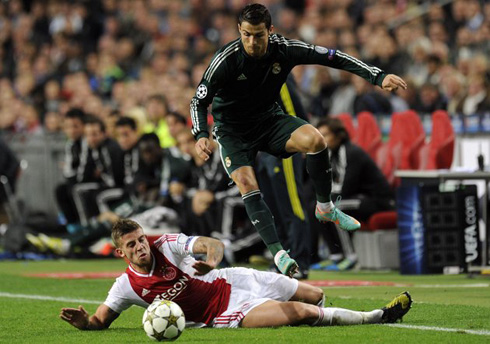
left=104, top=233, right=231, bottom=325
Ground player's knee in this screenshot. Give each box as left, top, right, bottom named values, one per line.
left=300, top=131, right=326, bottom=153
left=309, top=132, right=327, bottom=152
left=234, top=173, right=258, bottom=191
left=295, top=303, right=319, bottom=323
left=313, top=288, right=325, bottom=306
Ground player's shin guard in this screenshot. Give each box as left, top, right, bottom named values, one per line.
left=312, top=307, right=383, bottom=326
left=242, top=190, right=283, bottom=256
left=306, top=148, right=332, bottom=203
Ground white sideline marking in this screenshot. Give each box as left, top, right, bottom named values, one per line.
left=327, top=283, right=489, bottom=289
left=386, top=324, right=490, bottom=336
left=0, top=292, right=102, bottom=304
left=414, top=283, right=489, bottom=288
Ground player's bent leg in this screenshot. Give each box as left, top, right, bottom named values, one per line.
left=240, top=300, right=318, bottom=328
left=233, top=167, right=299, bottom=277
left=231, top=166, right=260, bottom=194
left=286, top=126, right=361, bottom=231
left=285, top=124, right=326, bottom=154
left=289, top=282, right=324, bottom=306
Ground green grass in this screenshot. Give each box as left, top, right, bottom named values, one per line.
left=1, top=259, right=489, bottom=343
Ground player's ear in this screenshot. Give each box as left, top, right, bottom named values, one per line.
left=269, top=24, right=274, bottom=34
left=237, top=23, right=241, bottom=33
left=115, top=248, right=125, bottom=258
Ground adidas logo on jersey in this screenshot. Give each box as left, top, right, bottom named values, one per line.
left=237, top=73, right=247, bottom=80
left=142, top=288, right=150, bottom=296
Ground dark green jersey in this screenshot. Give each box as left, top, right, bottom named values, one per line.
left=190, top=33, right=387, bottom=140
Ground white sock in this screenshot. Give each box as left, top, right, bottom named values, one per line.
left=317, top=201, right=334, bottom=212
left=312, top=307, right=383, bottom=326
left=317, top=294, right=326, bottom=307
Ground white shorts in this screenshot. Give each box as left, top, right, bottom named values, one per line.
left=211, top=267, right=298, bottom=328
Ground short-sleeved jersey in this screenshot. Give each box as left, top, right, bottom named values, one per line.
left=104, top=234, right=231, bottom=325
left=190, top=34, right=386, bottom=140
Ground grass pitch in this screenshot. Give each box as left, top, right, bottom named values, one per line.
left=0, top=259, right=489, bottom=343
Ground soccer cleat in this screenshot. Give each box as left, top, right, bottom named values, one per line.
left=26, top=233, right=48, bottom=252
left=274, top=250, right=299, bottom=278
left=336, top=257, right=357, bottom=271
left=38, top=233, right=69, bottom=255
left=381, top=291, right=413, bottom=323
left=315, top=197, right=360, bottom=231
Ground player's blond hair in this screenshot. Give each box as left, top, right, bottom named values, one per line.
left=111, top=219, right=141, bottom=247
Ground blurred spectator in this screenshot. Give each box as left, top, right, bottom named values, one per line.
left=458, top=75, right=490, bottom=115
left=144, top=94, right=176, bottom=148
left=134, top=133, right=191, bottom=208
left=43, top=110, right=63, bottom=134
left=55, top=108, right=86, bottom=225
left=166, top=111, right=188, bottom=141
left=114, top=116, right=141, bottom=187
left=0, top=135, right=20, bottom=203
left=414, top=83, right=448, bottom=114
left=71, top=114, right=124, bottom=225
left=174, top=128, right=239, bottom=237
left=352, top=75, right=392, bottom=115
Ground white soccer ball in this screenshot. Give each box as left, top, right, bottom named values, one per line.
left=142, top=300, right=186, bottom=341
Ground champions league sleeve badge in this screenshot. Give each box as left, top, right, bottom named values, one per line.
left=196, top=84, right=208, bottom=99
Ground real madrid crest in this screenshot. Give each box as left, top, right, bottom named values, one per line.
left=225, top=157, right=231, bottom=168
left=272, top=62, right=281, bottom=74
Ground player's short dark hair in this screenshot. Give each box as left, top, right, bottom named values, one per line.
left=115, top=116, right=137, bottom=130
left=139, top=132, right=161, bottom=147
left=239, top=3, right=272, bottom=29
left=317, top=117, right=350, bottom=143
left=65, top=108, right=85, bottom=122
left=112, top=219, right=141, bottom=247
left=84, top=114, right=106, bottom=133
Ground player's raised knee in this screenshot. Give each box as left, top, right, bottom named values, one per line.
left=303, top=131, right=326, bottom=153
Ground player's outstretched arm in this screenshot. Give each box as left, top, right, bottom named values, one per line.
left=381, top=74, right=407, bottom=92
left=60, top=304, right=119, bottom=330
left=191, top=236, right=225, bottom=275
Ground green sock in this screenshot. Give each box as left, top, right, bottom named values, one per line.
left=306, top=148, right=332, bottom=203
left=242, top=190, right=283, bottom=256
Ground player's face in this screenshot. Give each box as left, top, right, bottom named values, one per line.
left=116, top=125, right=138, bottom=151
left=238, top=21, right=272, bottom=59
left=116, top=228, right=152, bottom=268
left=318, top=125, right=341, bottom=151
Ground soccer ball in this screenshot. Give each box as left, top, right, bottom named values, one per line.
left=142, top=300, right=186, bottom=341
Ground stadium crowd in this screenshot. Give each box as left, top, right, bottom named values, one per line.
left=1, top=0, right=490, bottom=272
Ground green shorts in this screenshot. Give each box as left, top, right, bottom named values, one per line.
left=214, top=113, right=308, bottom=176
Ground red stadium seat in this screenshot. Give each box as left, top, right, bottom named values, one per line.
left=418, top=110, right=455, bottom=170
left=360, top=211, right=398, bottom=232
left=334, top=113, right=357, bottom=141
left=355, top=111, right=382, bottom=160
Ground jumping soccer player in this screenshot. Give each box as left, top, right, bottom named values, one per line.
left=59, top=219, right=412, bottom=330
left=190, top=3, right=407, bottom=276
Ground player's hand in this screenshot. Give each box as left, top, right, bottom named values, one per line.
left=195, top=137, right=212, bottom=161
left=60, top=305, right=89, bottom=330
left=192, top=260, right=216, bottom=276
left=381, top=74, right=407, bottom=92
